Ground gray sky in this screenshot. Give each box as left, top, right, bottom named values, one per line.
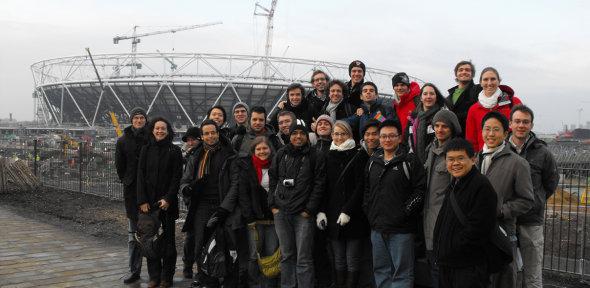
left=1, top=0, right=589, bottom=133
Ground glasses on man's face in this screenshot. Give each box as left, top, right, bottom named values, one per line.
left=379, top=134, right=400, bottom=140
left=446, top=156, right=468, bottom=164
left=333, top=132, right=348, bottom=137
left=482, top=126, right=503, bottom=134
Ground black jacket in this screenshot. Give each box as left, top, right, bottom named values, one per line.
left=314, top=138, right=332, bottom=155
left=318, top=99, right=357, bottom=121
left=268, top=143, right=326, bottom=215
left=346, top=79, right=364, bottom=107
left=509, top=132, right=559, bottom=225
left=137, top=138, right=183, bottom=220
left=321, top=147, right=370, bottom=239
left=446, top=81, right=481, bottom=138
left=307, top=89, right=328, bottom=119
left=115, top=125, right=149, bottom=219
left=433, top=167, right=498, bottom=268
left=363, top=145, right=426, bottom=233
left=235, top=155, right=274, bottom=223
left=269, top=97, right=314, bottom=131
left=231, top=124, right=283, bottom=155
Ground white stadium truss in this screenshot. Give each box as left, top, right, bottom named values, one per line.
left=31, top=53, right=424, bottom=128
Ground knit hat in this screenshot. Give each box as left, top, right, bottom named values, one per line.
left=232, top=102, right=250, bottom=114
left=348, top=60, right=366, bottom=76
left=315, top=114, right=334, bottom=128
left=289, top=119, right=310, bottom=135
left=432, top=110, right=462, bottom=136
left=334, top=120, right=353, bottom=136
left=182, top=126, right=201, bottom=142
left=130, top=107, right=147, bottom=118
left=391, top=72, right=410, bottom=87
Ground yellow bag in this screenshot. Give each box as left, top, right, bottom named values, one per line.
left=249, top=221, right=281, bottom=278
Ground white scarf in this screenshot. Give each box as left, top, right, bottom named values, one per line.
left=330, top=138, right=356, bottom=151
left=478, top=88, right=502, bottom=109
left=480, top=142, right=505, bottom=175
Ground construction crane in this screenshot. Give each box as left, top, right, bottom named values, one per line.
left=156, top=49, right=177, bottom=71
left=113, top=22, right=222, bottom=76
left=254, top=0, right=278, bottom=79
left=109, top=112, right=123, bottom=137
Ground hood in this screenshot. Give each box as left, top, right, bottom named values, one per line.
left=397, top=82, right=421, bottom=105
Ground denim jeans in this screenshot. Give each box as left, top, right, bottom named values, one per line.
left=273, top=210, right=315, bottom=288
left=247, top=222, right=280, bottom=288
left=331, top=238, right=362, bottom=272
left=127, top=218, right=143, bottom=275
left=516, top=225, right=544, bottom=288
left=370, top=230, right=414, bottom=288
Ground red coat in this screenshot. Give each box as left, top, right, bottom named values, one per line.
left=465, top=85, right=522, bottom=152
left=394, top=81, right=421, bottom=137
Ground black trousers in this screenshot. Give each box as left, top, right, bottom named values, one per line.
left=146, top=211, right=177, bottom=283
left=439, top=263, right=489, bottom=288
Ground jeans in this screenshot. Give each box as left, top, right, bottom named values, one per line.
left=331, top=238, right=362, bottom=272
left=127, top=218, right=143, bottom=275
left=439, top=263, right=489, bottom=288
left=370, top=230, right=414, bottom=288
left=247, top=222, right=280, bottom=288
left=274, top=210, right=316, bottom=288
left=516, top=225, right=544, bottom=288
left=146, top=211, right=177, bottom=283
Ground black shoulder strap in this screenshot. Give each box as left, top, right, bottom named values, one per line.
left=449, top=189, right=467, bottom=226
left=336, top=151, right=360, bottom=185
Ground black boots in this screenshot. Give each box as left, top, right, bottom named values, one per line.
left=345, top=270, right=360, bottom=288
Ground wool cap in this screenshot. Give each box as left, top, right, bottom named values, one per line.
left=432, top=109, right=462, bottom=136
left=348, top=60, right=366, bottom=76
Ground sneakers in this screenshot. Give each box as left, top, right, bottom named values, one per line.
left=122, top=273, right=140, bottom=284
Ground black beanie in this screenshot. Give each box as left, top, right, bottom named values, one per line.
left=289, top=119, right=310, bottom=135
left=130, top=107, right=147, bottom=119
left=391, top=72, right=410, bottom=87
left=348, top=60, right=366, bottom=76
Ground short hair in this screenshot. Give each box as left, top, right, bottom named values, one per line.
left=310, top=70, right=330, bottom=83
left=327, top=79, right=346, bottom=92
left=510, top=104, right=535, bottom=123
left=148, top=116, right=175, bottom=142
left=250, top=136, right=273, bottom=156
left=361, top=119, right=381, bottom=136
left=482, top=111, right=509, bottom=132
left=200, top=119, right=220, bottom=132
left=378, top=119, right=402, bottom=135
left=444, top=138, right=475, bottom=158
left=250, top=106, right=267, bottom=118
left=207, top=105, right=227, bottom=124
left=286, top=83, right=305, bottom=96
left=277, top=110, right=296, bottom=121
left=454, top=60, right=476, bottom=77
left=479, top=67, right=501, bottom=82
left=361, top=81, right=378, bottom=95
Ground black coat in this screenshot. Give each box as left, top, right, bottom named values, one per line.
left=363, top=145, right=426, bottom=234
left=268, top=143, right=326, bottom=215
left=307, top=89, right=328, bottom=119
left=314, top=139, right=332, bottom=155
left=346, top=79, right=364, bottom=107
left=446, top=81, right=481, bottom=138
left=321, top=147, right=370, bottom=239
left=433, top=167, right=498, bottom=268
left=136, top=138, right=183, bottom=220
left=115, top=125, right=149, bottom=219
left=269, top=98, right=314, bottom=131
left=234, top=155, right=274, bottom=223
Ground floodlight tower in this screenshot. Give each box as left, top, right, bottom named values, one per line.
left=254, top=0, right=278, bottom=79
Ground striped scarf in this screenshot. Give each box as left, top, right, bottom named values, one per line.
left=197, top=141, right=221, bottom=179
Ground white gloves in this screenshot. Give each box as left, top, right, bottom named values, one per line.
left=336, top=213, right=350, bottom=226
left=316, top=212, right=327, bottom=230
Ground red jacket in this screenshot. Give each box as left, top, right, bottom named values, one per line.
left=465, top=85, right=522, bottom=152
left=394, top=81, right=421, bottom=137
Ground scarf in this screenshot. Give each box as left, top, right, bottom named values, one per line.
left=478, top=88, right=502, bottom=109
left=330, top=138, right=356, bottom=151
left=197, top=141, right=221, bottom=179
left=251, top=155, right=270, bottom=184
left=480, top=142, right=505, bottom=175
left=325, top=100, right=342, bottom=119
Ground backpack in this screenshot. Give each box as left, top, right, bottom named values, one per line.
left=199, top=226, right=236, bottom=278
left=135, top=209, right=164, bottom=259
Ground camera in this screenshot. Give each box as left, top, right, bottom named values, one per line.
left=282, top=179, right=295, bottom=187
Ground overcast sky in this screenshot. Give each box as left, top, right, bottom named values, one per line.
left=1, top=0, right=589, bottom=133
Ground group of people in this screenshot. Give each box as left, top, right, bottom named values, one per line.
left=115, top=60, right=559, bottom=288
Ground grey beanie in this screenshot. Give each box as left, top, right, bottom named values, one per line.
left=232, top=102, right=250, bottom=114
left=315, top=114, right=334, bottom=128
left=432, top=110, right=462, bottom=136
left=130, top=107, right=147, bottom=118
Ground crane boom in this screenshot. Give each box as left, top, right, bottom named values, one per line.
left=113, top=22, right=222, bottom=43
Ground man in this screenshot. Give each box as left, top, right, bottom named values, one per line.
left=276, top=110, right=296, bottom=145
left=269, top=120, right=326, bottom=288
left=364, top=119, right=426, bottom=287
left=270, top=83, right=313, bottom=130
left=232, top=106, right=282, bottom=155
left=392, top=72, right=421, bottom=136
left=477, top=111, right=534, bottom=288
left=509, top=105, right=559, bottom=288
left=433, top=138, right=498, bottom=288
left=229, top=102, right=250, bottom=139
left=446, top=61, right=480, bottom=138
left=115, top=107, right=149, bottom=284
left=423, top=110, right=462, bottom=288
left=307, top=70, right=330, bottom=118
left=348, top=81, right=397, bottom=140
left=206, top=105, right=233, bottom=141
left=361, top=119, right=380, bottom=156
left=346, top=60, right=365, bottom=107
left=180, top=120, right=242, bottom=287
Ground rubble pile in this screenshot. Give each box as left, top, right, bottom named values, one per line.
left=0, top=157, right=40, bottom=192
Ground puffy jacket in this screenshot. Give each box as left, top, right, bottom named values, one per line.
left=465, top=85, right=522, bottom=152
left=115, top=125, right=149, bottom=218
left=423, top=139, right=451, bottom=251
left=509, top=132, right=559, bottom=225
left=234, top=154, right=274, bottom=223
left=446, top=80, right=480, bottom=138
left=137, top=138, right=183, bottom=220
left=363, top=145, right=426, bottom=233
left=394, top=81, right=421, bottom=137
left=268, top=143, right=326, bottom=215
left=231, top=124, right=283, bottom=155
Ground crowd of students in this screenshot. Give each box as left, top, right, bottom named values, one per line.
left=115, top=60, right=559, bottom=288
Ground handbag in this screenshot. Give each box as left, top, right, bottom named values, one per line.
left=135, top=208, right=164, bottom=259
left=248, top=222, right=281, bottom=278
left=449, top=190, right=513, bottom=273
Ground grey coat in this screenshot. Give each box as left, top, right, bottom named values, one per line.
left=509, top=132, right=559, bottom=225
left=423, top=140, right=451, bottom=251
left=477, top=144, right=534, bottom=236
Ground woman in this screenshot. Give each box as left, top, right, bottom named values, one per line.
left=319, top=80, right=356, bottom=121
left=465, top=67, right=522, bottom=152
left=405, top=83, right=447, bottom=164
left=317, top=120, right=369, bottom=288
left=137, top=117, right=183, bottom=288
left=237, top=136, right=280, bottom=288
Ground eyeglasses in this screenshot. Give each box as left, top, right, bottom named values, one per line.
left=333, top=132, right=348, bottom=137
left=446, top=156, right=469, bottom=164
left=482, top=126, right=503, bottom=134
left=379, top=134, right=400, bottom=140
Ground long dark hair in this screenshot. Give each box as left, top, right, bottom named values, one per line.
left=419, top=83, right=446, bottom=109
left=148, top=116, right=175, bottom=142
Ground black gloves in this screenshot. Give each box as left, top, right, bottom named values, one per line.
left=206, top=207, right=231, bottom=228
